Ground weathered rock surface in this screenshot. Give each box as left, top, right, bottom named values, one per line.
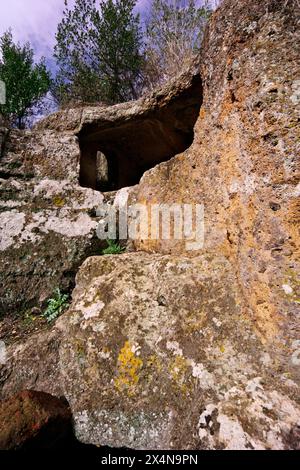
left=2, top=252, right=299, bottom=449
left=0, top=58, right=201, bottom=315
left=0, top=130, right=104, bottom=314
left=0, top=0, right=299, bottom=451
left=57, top=253, right=300, bottom=450
left=131, top=0, right=300, bottom=372
left=0, top=390, right=72, bottom=449
left=0, top=329, right=63, bottom=398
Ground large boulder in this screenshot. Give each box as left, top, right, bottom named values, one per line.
left=2, top=252, right=300, bottom=449
left=56, top=253, right=300, bottom=450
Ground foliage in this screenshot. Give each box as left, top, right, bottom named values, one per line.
left=0, top=30, right=51, bottom=128
left=53, top=0, right=144, bottom=105
left=102, top=239, right=125, bottom=255
left=144, top=0, right=211, bottom=89
left=42, top=288, right=70, bottom=323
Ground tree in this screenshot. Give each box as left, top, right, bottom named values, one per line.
left=0, top=31, right=51, bottom=129
left=54, top=0, right=144, bottom=105
left=144, top=0, right=211, bottom=89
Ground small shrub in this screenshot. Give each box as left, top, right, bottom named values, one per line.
left=42, top=288, right=69, bottom=323
left=101, top=239, right=125, bottom=255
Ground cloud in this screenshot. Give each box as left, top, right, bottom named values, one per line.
left=0, top=0, right=213, bottom=71
left=0, top=0, right=151, bottom=70
left=0, top=0, right=66, bottom=63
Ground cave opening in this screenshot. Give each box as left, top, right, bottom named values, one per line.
left=78, top=74, right=202, bottom=192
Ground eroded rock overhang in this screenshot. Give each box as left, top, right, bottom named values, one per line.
left=36, top=58, right=203, bottom=191
left=78, top=75, right=202, bottom=191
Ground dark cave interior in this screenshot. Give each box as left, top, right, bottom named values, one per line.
left=78, top=74, right=202, bottom=192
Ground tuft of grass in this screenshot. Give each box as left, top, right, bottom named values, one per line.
left=101, top=239, right=125, bottom=255
left=42, top=288, right=69, bottom=323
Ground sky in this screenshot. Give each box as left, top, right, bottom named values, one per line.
left=0, top=0, right=151, bottom=71
left=0, top=0, right=67, bottom=69
left=0, top=0, right=218, bottom=73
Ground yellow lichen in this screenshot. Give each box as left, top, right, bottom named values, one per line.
left=147, top=354, right=163, bottom=373
left=53, top=196, right=65, bottom=207
left=169, top=355, right=190, bottom=395
left=114, top=341, right=143, bottom=396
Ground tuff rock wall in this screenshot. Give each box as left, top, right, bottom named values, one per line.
left=0, top=0, right=299, bottom=451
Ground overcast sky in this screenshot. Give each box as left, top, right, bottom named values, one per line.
left=0, top=0, right=67, bottom=67
left=0, top=0, right=217, bottom=72
left=0, top=0, right=151, bottom=70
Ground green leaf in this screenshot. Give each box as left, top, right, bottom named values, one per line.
left=101, top=239, right=125, bottom=255
left=42, top=288, right=70, bottom=323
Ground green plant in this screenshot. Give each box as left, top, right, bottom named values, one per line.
left=42, top=288, right=69, bottom=323
left=0, top=30, right=51, bottom=128
left=101, top=239, right=125, bottom=255
left=54, top=0, right=144, bottom=105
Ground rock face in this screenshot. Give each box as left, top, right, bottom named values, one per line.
left=131, top=0, right=300, bottom=367
left=0, top=59, right=200, bottom=315
left=0, top=0, right=299, bottom=451
left=58, top=253, right=300, bottom=450
left=0, top=129, right=104, bottom=314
